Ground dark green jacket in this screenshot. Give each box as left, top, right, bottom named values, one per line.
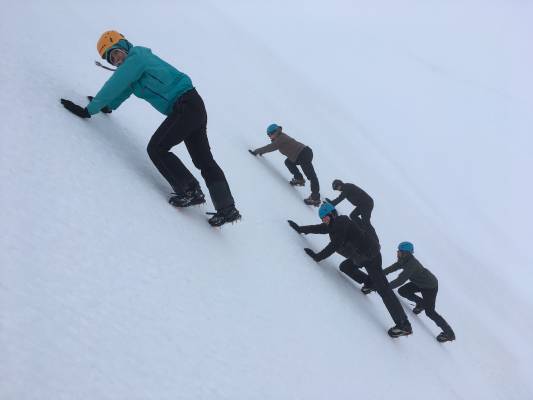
left=384, top=254, right=438, bottom=289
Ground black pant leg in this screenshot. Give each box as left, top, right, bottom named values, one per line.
left=360, top=198, right=374, bottom=224
left=284, top=158, right=303, bottom=179
left=421, top=288, right=455, bottom=336
left=398, top=282, right=424, bottom=306
left=297, top=147, right=320, bottom=197
left=349, top=208, right=361, bottom=221
left=339, top=259, right=370, bottom=285
left=184, top=125, right=235, bottom=210
left=364, top=253, right=410, bottom=327
left=146, top=92, right=201, bottom=193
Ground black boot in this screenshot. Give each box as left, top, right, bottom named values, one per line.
left=304, top=193, right=321, bottom=206
left=436, top=331, right=455, bottom=343
left=388, top=323, right=413, bottom=338
left=361, top=284, right=374, bottom=295
left=412, top=305, right=424, bottom=315
left=207, top=205, right=241, bottom=227
left=289, top=177, right=305, bottom=186
left=169, top=186, right=205, bottom=208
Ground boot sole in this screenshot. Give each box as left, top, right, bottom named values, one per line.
left=208, top=213, right=242, bottom=227
left=388, top=330, right=413, bottom=338
left=169, top=198, right=206, bottom=208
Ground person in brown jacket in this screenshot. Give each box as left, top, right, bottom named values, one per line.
left=249, top=123, right=321, bottom=206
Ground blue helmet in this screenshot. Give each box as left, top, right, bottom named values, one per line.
left=266, top=123, right=281, bottom=136
left=319, top=202, right=336, bottom=219
left=398, top=241, right=414, bottom=253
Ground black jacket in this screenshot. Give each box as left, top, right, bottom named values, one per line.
left=330, top=183, right=373, bottom=208
left=299, top=215, right=380, bottom=262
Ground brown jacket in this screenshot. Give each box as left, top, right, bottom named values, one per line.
left=254, top=132, right=306, bottom=162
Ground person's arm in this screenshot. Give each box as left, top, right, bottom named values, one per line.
left=383, top=262, right=401, bottom=275
left=329, top=191, right=346, bottom=206
left=298, top=223, right=329, bottom=235
left=253, top=141, right=279, bottom=155
left=388, top=263, right=416, bottom=289
left=314, top=242, right=337, bottom=261
left=87, top=51, right=146, bottom=115
left=106, top=86, right=134, bottom=110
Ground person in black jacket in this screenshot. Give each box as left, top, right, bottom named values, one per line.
left=288, top=202, right=412, bottom=338
left=384, top=242, right=455, bottom=343
left=329, top=180, right=374, bottom=225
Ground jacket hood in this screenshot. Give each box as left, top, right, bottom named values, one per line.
left=105, top=39, right=133, bottom=61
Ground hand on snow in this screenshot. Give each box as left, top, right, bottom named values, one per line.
left=87, top=96, right=112, bottom=114
left=60, top=99, right=90, bottom=118
left=304, top=248, right=319, bottom=262
left=287, top=220, right=301, bottom=233
left=248, top=149, right=257, bottom=156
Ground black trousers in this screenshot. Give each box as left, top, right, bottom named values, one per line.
left=349, top=199, right=374, bottom=225
left=147, top=89, right=234, bottom=210
left=341, top=254, right=410, bottom=328
left=339, top=259, right=371, bottom=285
left=398, top=283, right=455, bottom=336
left=284, top=147, right=320, bottom=197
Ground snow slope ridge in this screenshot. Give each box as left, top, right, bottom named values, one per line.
left=1, top=1, right=532, bottom=399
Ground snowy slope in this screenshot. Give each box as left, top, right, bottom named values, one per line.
left=1, top=1, right=532, bottom=399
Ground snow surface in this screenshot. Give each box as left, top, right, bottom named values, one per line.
left=1, top=1, right=533, bottom=399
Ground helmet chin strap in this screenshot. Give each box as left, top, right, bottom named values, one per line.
left=94, top=61, right=116, bottom=72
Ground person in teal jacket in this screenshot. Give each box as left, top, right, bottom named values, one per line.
left=60, top=31, right=240, bottom=226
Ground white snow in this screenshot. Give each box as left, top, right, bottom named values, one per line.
left=1, top=1, right=532, bottom=399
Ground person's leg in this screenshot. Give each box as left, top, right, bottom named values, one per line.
left=397, top=282, right=424, bottom=306
left=421, top=288, right=455, bottom=337
left=364, top=253, right=410, bottom=328
left=339, top=259, right=370, bottom=285
left=185, top=125, right=235, bottom=210
left=298, top=147, right=320, bottom=198
left=359, top=199, right=374, bottom=225
left=349, top=208, right=362, bottom=222
left=146, top=92, right=200, bottom=193
left=284, top=158, right=304, bottom=180
left=354, top=202, right=378, bottom=240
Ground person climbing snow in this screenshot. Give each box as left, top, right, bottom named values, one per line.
left=384, top=242, right=456, bottom=343
left=329, top=180, right=374, bottom=226
left=287, top=202, right=413, bottom=338
left=59, top=31, right=240, bottom=227
left=249, top=124, right=321, bottom=206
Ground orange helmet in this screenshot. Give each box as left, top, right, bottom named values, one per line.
left=97, top=30, right=125, bottom=59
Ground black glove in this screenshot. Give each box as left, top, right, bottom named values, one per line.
left=248, top=149, right=257, bottom=156
left=287, top=220, right=301, bottom=233
left=60, top=99, right=90, bottom=118
left=304, top=248, right=319, bottom=262
left=87, top=96, right=112, bottom=114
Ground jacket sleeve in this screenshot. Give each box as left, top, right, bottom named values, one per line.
left=298, top=223, right=329, bottom=235
left=383, top=262, right=401, bottom=275
left=107, top=86, right=134, bottom=110
left=315, top=242, right=337, bottom=261
left=388, top=263, right=416, bottom=289
left=330, top=192, right=346, bottom=206
left=254, top=141, right=279, bottom=155
left=87, top=51, right=146, bottom=115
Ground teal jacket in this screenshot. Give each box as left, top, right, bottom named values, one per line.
left=87, top=40, right=193, bottom=116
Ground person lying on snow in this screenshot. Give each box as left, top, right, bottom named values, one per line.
left=288, top=202, right=412, bottom=338
left=60, top=30, right=240, bottom=226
